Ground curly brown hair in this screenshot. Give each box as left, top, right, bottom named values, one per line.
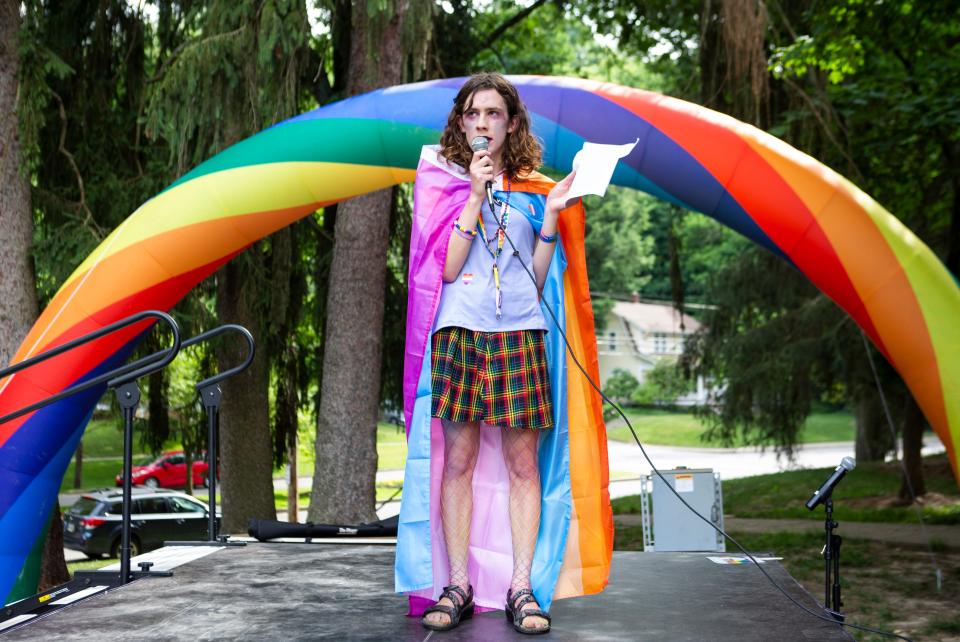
left=439, top=73, right=542, bottom=181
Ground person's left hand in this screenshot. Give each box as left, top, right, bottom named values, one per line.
left=546, top=171, right=578, bottom=214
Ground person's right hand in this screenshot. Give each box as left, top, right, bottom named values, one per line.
left=469, top=149, right=494, bottom=200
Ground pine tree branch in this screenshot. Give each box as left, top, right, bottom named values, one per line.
left=479, top=0, right=551, bottom=50
left=51, top=91, right=102, bottom=240
left=147, top=26, right=247, bottom=85
left=781, top=75, right=863, bottom=182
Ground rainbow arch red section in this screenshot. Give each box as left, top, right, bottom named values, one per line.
left=1, top=76, right=957, bottom=604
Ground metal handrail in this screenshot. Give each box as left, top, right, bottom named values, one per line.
left=186, top=324, right=255, bottom=391
left=0, top=310, right=181, bottom=425
left=160, top=323, right=256, bottom=547
left=101, top=323, right=255, bottom=391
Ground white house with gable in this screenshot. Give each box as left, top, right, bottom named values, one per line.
left=596, top=294, right=708, bottom=405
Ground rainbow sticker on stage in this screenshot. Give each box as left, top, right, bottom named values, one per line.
left=708, top=556, right=783, bottom=565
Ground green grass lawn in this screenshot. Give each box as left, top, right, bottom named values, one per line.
left=273, top=480, right=403, bottom=513
left=606, top=408, right=855, bottom=447
left=74, top=410, right=852, bottom=484
left=612, top=454, right=960, bottom=525
left=64, top=420, right=407, bottom=488
left=65, top=558, right=115, bottom=575
left=76, top=418, right=126, bottom=457
left=61, top=417, right=183, bottom=492
left=60, top=459, right=124, bottom=493
left=376, top=422, right=408, bottom=471
left=63, top=412, right=862, bottom=500
left=78, top=417, right=184, bottom=457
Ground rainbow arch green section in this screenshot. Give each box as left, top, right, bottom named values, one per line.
left=168, top=118, right=440, bottom=189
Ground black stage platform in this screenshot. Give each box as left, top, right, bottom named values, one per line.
left=3, top=542, right=853, bottom=641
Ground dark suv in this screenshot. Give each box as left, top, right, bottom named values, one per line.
left=63, top=488, right=220, bottom=558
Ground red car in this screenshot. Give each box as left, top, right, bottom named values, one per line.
left=115, top=451, right=210, bottom=489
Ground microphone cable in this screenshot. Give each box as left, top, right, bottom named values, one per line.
left=479, top=188, right=913, bottom=642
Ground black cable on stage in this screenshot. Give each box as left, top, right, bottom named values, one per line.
left=376, top=484, right=403, bottom=512
left=859, top=329, right=943, bottom=591
left=481, top=192, right=913, bottom=642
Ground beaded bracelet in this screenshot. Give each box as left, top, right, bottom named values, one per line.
left=453, top=219, right=477, bottom=240
left=538, top=230, right=558, bottom=243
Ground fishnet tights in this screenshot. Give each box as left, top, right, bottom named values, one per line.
left=440, top=419, right=480, bottom=591
left=433, top=421, right=545, bottom=629
left=501, top=427, right=541, bottom=594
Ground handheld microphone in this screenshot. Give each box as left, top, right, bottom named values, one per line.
left=805, top=456, right=856, bottom=510
left=470, top=135, right=496, bottom=210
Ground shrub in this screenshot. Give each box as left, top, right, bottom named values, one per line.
left=632, top=360, right=690, bottom=407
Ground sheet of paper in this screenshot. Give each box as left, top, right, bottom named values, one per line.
left=568, top=138, right=639, bottom=199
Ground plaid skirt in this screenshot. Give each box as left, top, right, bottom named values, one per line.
left=431, top=327, right=554, bottom=430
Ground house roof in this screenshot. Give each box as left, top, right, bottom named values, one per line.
left=609, top=301, right=702, bottom=334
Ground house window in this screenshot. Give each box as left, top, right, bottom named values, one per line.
left=653, top=332, right=666, bottom=353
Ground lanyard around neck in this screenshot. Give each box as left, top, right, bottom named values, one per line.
left=475, top=175, right=511, bottom=319
left=476, top=175, right=511, bottom=258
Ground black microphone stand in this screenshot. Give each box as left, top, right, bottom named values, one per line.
left=822, top=496, right=843, bottom=621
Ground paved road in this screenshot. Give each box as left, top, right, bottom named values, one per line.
left=604, top=434, right=945, bottom=499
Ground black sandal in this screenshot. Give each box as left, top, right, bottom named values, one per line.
left=421, top=584, right=474, bottom=632
left=505, top=587, right=552, bottom=635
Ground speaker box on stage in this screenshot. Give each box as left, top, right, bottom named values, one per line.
left=640, top=468, right=726, bottom=552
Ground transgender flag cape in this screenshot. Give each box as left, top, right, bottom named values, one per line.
left=395, top=146, right=613, bottom=614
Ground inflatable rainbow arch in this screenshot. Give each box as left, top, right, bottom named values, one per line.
left=1, top=76, right=957, bottom=604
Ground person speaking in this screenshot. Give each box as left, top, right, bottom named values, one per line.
left=396, top=72, right=608, bottom=635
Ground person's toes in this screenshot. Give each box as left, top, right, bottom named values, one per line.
left=521, top=606, right=548, bottom=629
left=425, top=597, right=455, bottom=627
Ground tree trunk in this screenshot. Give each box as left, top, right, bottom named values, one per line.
left=310, top=190, right=394, bottom=523
left=39, top=502, right=69, bottom=590
left=146, top=363, right=170, bottom=451
left=277, top=337, right=300, bottom=522
left=267, top=224, right=302, bottom=522
left=287, top=436, right=298, bottom=523
left=898, top=395, right=926, bottom=501
left=73, top=440, right=83, bottom=489
left=940, top=141, right=959, bottom=276
left=216, top=258, right=276, bottom=533
left=0, top=0, right=39, bottom=367
left=184, top=449, right=194, bottom=496
left=309, top=2, right=406, bottom=524
left=854, top=386, right=894, bottom=463
left=2, top=0, right=68, bottom=591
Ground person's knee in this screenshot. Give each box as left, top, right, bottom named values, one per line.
left=444, top=440, right=479, bottom=479
left=444, top=451, right=478, bottom=479
left=505, top=456, right=539, bottom=483
left=442, top=421, right=480, bottom=479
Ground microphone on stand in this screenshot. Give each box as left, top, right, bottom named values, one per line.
left=805, top=456, right=856, bottom=510
left=470, top=136, right=496, bottom=210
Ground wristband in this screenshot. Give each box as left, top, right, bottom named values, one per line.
left=453, top=219, right=477, bottom=240
left=538, top=230, right=557, bottom=243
